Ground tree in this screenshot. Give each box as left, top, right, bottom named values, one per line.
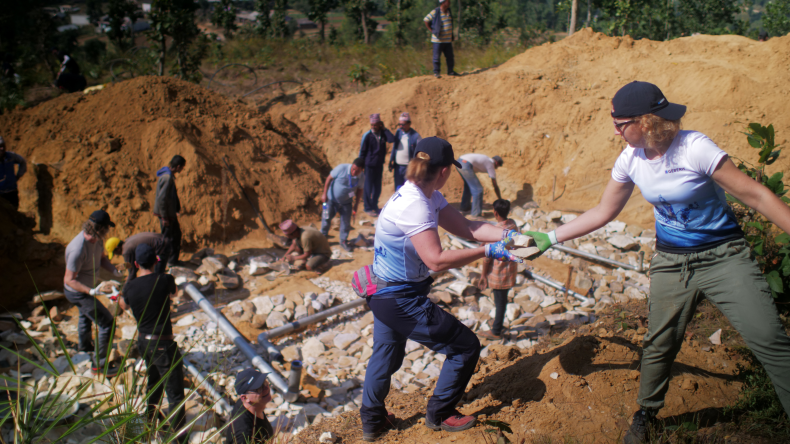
left=254, top=0, right=272, bottom=36
left=85, top=0, right=103, bottom=23
left=271, top=0, right=289, bottom=38
left=149, top=0, right=204, bottom=80
left=385, top=0, right=413, bottom=45
left=764, top=0, right=790, bottom=36
left=569, top=0, right=578, bottom=35
left=107, top=0, right=140, bottom=50
left=342, top=0, right=376, bottom=43
left=308, top=0, right=339, bottom=41
left=212, top=0, right=238, bottom=39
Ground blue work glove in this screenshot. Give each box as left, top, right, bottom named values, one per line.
left=484, top=240, right=523, bottom=263
left=522, top=230, right=558, bottom=259
left=501, top=229, right=520, bottom=243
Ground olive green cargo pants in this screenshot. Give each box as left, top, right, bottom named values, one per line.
left=638, top=239, right=790, bottom=414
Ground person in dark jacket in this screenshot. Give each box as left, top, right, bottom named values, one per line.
left=105, top=232, right=172, bottom=282
left=359, top=114, right=394, bottom=216
left=51, top=49, right=86, bottom=92
left=226, top=368, right=274, bottom=444
left=423, top=0, right=458, bottom=78
left=389, top=112, right=421, bottom=191
left=0, top=136, right=27, bottom=210
left=154, top=155, right=186, bottom=266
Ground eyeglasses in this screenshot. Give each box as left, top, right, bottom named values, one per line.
left=613, top=120, right=636, bottom=132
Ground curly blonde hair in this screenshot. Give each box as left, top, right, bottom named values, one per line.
left=637, top=114, right=681, bottom=149
left=82, top=220, right=109, bottom=238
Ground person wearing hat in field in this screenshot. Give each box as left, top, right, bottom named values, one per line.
left=278, top=219, right=332, bottom=272
left=226, top=368, right=274, bottom=444
left=63, top=210, right=122, bottom=375
left=423, top=0, right=458, bottom=78
left=0, top=135, right=27, bottom=211
left=118, top=244, right=185, bottom=438
left=389, top=112, right=422, bottom=191
left=359, top=114, right=395, bottom=216
left=522, top=81, right=790, bottom=443
left=359, top=137, right=522, bottom=441
left=154, top=155, right=186, bottom=266
left=105, top=232, right=172, bottom=283
left=456, top=153, right=503, bottom=217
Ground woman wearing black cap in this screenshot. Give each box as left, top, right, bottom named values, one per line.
left=524, top=81, right=790, bottom=443
left=358, top=137, right=522, bottom=441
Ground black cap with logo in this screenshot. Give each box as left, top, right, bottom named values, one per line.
left=611, top=81, right=686, bottom=120
left=234, top=368, right=270, bottom=395
left=89, top=209, right=115, bottom=228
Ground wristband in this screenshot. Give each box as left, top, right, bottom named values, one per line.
left=548, top=230, right=558, bottom=245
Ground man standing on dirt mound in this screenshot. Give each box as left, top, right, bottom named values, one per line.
left=154, top=155, right=185, bottom=266
left=389, top=112, right=421, bottom=191
left=522, top=81, right=790, bottom=444
left=63, top=210, right=122, bottom=376
left=359, top=114, right=394, bottom=216
left=456, top=153, right=503, bottom=217
left=424, top=0, right=459, bottom=79
left=0, top=136, right=27, bottom=210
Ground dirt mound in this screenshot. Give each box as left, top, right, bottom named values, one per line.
left=274, top=29, right=790, bottom=227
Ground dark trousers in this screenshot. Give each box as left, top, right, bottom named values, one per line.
left=137, top=338, right=186, bottom=431
left=432, top=43, right=455, bottom=75
left=363, top=164, right=384, bottom=213
left=393, top=165, right=408, bottom=190
left=491, top=289, right=509, bottom=335
left=361, top=295, right=480, bottom=431
left=0, top=189, right=19, bottom=210
left=160, top=218, right=182, bottom=265
left=64, top=289, right=114, bottom=361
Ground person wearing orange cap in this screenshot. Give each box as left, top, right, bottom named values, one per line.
left=278, top=219, right=332, bottom=272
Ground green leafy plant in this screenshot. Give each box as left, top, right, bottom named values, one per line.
left=727, top=123, right=790, bottom=300
left=347, top=63, right=370, bottom=88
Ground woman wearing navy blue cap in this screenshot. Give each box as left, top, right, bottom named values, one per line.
left=524, top=81, right=790, bottom=443
left=359, top=137, right=522, bottom=441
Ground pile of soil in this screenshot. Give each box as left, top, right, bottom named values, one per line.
left=274, top=29, right=790, bottom=228
left=0, top=76, right=329, bottom=306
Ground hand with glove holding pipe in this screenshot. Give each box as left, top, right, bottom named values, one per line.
left=521, top=230, right=558, bottom=259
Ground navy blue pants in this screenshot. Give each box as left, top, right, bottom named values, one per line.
left=432, top=43, right=455, bottom=75
left=363, top=163, right=384, bottom=213
left=360, top=295, right=480, bottom=432
left=393, top=165, right=408, bottom=190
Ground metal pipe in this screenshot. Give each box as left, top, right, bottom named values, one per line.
left=183, top=358, right=232, bottom=419
left=549, top=244, right=643, bottom=272
left=288, top=360, right=303, bottom=393
left=258, top=298, right=367, bottom=342
left=259, top=336, right=284, bottom=363
left=447, top=268, right=468, bottom=282
left=184, top=283, right=298, bottom=402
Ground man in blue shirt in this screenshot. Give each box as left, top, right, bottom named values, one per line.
left=0, top=136, right=27, bottom=210
left=321, top=158, right=365, bottom=251
left=359, top=114, right=394, bottom=216
left=389, top=112, right=421, bottom=191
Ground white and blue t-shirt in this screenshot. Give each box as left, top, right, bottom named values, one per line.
left=329, top=164, right=364, bottom=205
left=372, top=181, right=448, bottom=295
left=612, top=130, right=743, bottom=253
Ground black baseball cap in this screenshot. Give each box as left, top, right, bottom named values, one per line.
left=234, top=368, right=269, bottom=395
left=89, top=209, right=115, bottom=227
left=611, top=81, right=686, bottom=120
left=414, top=137, right=461, bottom=167
left=135, top=244, right=157, bottom=268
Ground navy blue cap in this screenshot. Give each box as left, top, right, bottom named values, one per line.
left=135, top=244, right=157, bottom=268
left=89, top=209, right=115, bottom=228
left=235, top=368, right=269, bottom=395
left=611, top=81, right=686, bottom=120
left=414, top=137, right=461, bottom=168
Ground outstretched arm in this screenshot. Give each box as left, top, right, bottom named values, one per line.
left=411, top=228, right=486, bottom=272
left=438, top=204, right=505, bottom=243
left=554, top=179, right=635, bottom=243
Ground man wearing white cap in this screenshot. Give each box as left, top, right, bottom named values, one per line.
left=389, top=112, right=422, bottom=191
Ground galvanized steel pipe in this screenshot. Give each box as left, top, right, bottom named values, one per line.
left=184, top=283, right=298, bottom=402
left=550, top=244, right=646, bottom=273
left=257, top=298, right=367, bottom=342
left=183, top=358, right=232, bottom=418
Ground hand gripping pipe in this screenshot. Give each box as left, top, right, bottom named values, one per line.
left=184, top=283, right=299, bottom=402
left=257, top=298, right=367, bottom=343
left=183, top=358, right=233, bottom=419
left=444, top=233, right=593, bottom=305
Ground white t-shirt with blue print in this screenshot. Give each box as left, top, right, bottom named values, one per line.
left=372, top=181, right=448, bottom=294
left=611, top=130, right=743, bottom=253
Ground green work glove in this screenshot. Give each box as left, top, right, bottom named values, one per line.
left=522, top=230, right=558, bottom=258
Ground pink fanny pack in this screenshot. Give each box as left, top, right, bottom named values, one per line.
left=351, top=265, right=387, bottom=297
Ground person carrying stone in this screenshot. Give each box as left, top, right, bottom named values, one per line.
left=389, top=112, right=422, bottom=191
left=456, top=153, right=503, bottom=217
left=523, top=81, right=790, bottom=444
left=423, top=0, right=458, bottom=79
left=0, top=136, right=27, bottom=210
left=279, top=219, right=332, bottom=272
left=225, top=368, right=274, bottom=444
left=104, top=232, right=172, bottom=283
left=154, top=155, right=186, bottom=266
left=63, top=210, right=121, bottom=375
left=477, top=199, right=519, bottom=340
left=358, top=114, right=394, bottom=216
left=321, top=157, right=365, bottom=252
left=118, top=244, right=185, bottom=440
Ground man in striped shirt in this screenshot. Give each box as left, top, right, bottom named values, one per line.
left=423, top=0, right=458, bottom=78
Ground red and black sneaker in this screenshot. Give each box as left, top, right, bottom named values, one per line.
left=91, top=361, right=120, bottom=378
left=425, top=411, right=477, bottom=432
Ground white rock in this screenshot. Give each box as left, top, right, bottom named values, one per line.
left=560, top=214, right=577, bottom=223
left=423, top=363, right=441, bottom=378
left=516, top=339, right=533, bottom=349
left=404, top=340, right=421, bottom=353
left=478, top=297, right=495, bottom=314
left=302, top=338, right=326, bottom=360
left=625, top=286, right=647, bottom=300
left=605, top=221, right=627, bottom=233
left=709, top=329, right=722, bottom=345
left=607, top=235, right=638, bottom=250
left=539, top=296, right=557, bottom=308
left=271, top=294, right=285, bottom=305
left=319, top=431, right=339, bottom=443
left=294, top=305, right=308, bottom=319
left=317, top=293, right=333, bottom=307
left=312, top=300, right=325, bottom=311
left=525, top=286, right=545, bottom=302
left=121, top=326, right=137, bottom=340
left=334, top=333, right=360, bottom=350
left=505, top=303, right=521, bottom=322
left=250, top=296, right=275, bottom=315
left=175, top=315, right=196, bottom=327
left=266, top=311, right=287, bottom=328
left=549, top=372, right=559, bottom=380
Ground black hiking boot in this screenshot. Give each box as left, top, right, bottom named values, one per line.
left=622, top=409, right=656, bottom=444
left=362, top=412, right=397, bottom=442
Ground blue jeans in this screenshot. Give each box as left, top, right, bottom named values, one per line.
left=360, top=295, right=480, bottom=431
left=364, top=164, right=384, bottom=213
left=393, top=165, right=408, bottom=190
left=320, top=198, right=353, bottom=244
left=457, top=161, right=484, bottom=216
left=432, top=43, right=455, bottom=75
